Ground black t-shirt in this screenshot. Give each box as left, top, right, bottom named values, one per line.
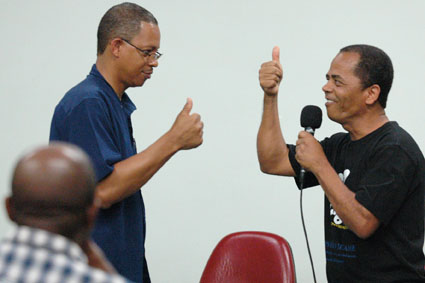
left=288, top=122, right=425, bottom=282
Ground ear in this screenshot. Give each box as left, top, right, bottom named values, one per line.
left=109, top=38, right=123, bottom=58
left=365, top=84, right=381, bottom=106
left=5, top=197, right=15, bottom=222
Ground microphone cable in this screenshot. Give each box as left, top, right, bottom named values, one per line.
left=300, top=176, right=317, bottom=283
left=298, top=105, right=321, bottom=283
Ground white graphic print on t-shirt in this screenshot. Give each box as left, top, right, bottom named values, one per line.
left=330, top=169, right=350, bottom=229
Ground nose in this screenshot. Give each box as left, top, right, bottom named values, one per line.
left=322, top=80, right=331, bottom=93
left=149, top=59, right=158, bottom=68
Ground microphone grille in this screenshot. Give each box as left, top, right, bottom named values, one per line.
left=300, top=105, right=322, bottom=129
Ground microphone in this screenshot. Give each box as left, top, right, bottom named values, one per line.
left=299, top=105, right=322, bottom=188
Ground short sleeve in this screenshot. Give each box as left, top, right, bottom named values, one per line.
left=50, top=98, right=122, bottom=182
left=355, top=145, right=414, bottom=226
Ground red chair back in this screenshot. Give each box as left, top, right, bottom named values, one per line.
left=200, top=231, right=296, bottom=283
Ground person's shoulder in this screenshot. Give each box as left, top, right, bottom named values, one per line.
left=376, top=121, right=424, bottom=162
left=62, top=76, right=105, bottom=103
left=378, top=122, right=418, bottom=147
left=54, top=77, right=111, bottom=116
left=393, top=122, right=423, bottom=152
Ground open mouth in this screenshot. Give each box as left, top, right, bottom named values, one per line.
left=325, top=98, right=336, bottom=106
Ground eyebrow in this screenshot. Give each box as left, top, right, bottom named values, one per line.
left=326, top=74, right=344, bottom=81
left=141, top=46, right=157, bottom=51
left=122, top=39, right=158, bottom=52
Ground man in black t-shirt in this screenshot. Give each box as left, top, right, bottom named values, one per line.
left=257, top=45, right=425, bottom=282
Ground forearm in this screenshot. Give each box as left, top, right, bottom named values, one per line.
left=96, top=130, right=180, bottom=208
left=314, top=162, right=379, bottom=239
left=257, top=94, right=294, bottom=176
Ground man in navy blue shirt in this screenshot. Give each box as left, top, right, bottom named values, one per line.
left=50, top=3, right=204, bottom=282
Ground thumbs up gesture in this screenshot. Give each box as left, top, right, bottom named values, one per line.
left=259, top=46, right=283, bottom=96
left=169, top=98, right=204, bottom=150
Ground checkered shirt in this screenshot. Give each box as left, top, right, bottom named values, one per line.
left=0, top=225, right=132, bottom=283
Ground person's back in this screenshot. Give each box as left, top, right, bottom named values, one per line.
left=0, top=143, right=133, bottom=283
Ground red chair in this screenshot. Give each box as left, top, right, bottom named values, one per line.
left=200, top=231, right=296, bottom=283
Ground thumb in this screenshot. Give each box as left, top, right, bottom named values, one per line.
left=272, top=46, right=280, bottom=62
left=182, top=97, right=193, bottom=114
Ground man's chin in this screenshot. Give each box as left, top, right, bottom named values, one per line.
left=130, top=79, right=147, bottom=88
left=327, top=112, right=339, bottom=123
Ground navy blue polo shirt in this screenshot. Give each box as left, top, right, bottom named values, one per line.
left=50, top=65, right=147, bottom=282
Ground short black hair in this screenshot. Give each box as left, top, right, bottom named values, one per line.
left=97, top=2, right=158, bottom=55
left=340, top=44, right=393, bottom=109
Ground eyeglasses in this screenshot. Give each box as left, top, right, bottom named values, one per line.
left=121, top=38, right=162, bottom=60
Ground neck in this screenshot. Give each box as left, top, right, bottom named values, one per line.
left=343, top=110, right=389, bottom=140
left=15, top=215, right=89, bottom=248
left=96, top=56, right=126, bottom=100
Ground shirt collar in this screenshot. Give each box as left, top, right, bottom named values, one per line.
left=89, top=64, right=137, bottom=115
left=4, top=225, right=87, bottom=263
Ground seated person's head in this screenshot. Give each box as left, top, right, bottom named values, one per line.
left=6, top=142, right=98, bottom=244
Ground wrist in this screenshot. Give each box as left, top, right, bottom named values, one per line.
left=313, top=159, right=333, bottom=179
left=163, top=130, right=183, bottom=152
left=264, top=91, right=278, bottom=97
left=263, top=93, right=278, bottom=104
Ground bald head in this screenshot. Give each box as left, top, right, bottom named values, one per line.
left=8, top=143, right=96, bottom=238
